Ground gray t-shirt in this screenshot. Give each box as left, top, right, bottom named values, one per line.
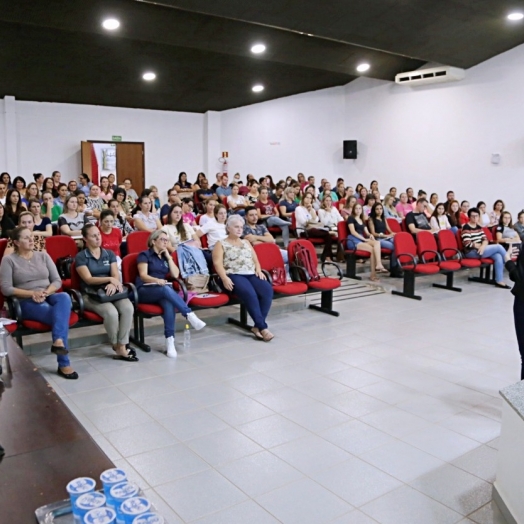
left=58, top=212, right=87, bottom=233
left=75, top=248, right=117, bottom=292
left=0, top=252, right=61, bottom=296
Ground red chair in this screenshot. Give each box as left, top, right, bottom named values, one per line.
left=455, top=230, right=494, bottom=284
left=126, top=231, right=150, bottom=254
left=68, top=261, right=104, bottom=325
left=288, top=239, right=341, bottom=316
left=0, top=238, right=8, bottom=261
left=337, top=221, right=370, bottom=279
left=254, top=243, right=308, bottom=296
left=400, top=219, right=408, bottom=232
left=483, top=227, right=494, bottom=243
left=386, top=218, right=402, bottom=234
left=45, top=235, right=79, bottom=290
left=200, top=234, right=209, bottom=249
left=416, top=231, right=462, bottom=293
left=171, top=252, right=229, bottom=309
left=391, top=232, right=440, bottom=300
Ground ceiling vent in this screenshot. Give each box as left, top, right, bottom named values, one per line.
left=395, top=66, right=465, bottom=86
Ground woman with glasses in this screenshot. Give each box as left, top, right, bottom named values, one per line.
left=136, top=230, right=206, bottom=357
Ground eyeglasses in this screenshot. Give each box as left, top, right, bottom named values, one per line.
left=156, top=238, right=169, bottom=242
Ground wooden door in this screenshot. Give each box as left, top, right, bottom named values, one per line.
left=80, top=141, right=93, bottom=180
left=116, top=143, right=145, bottom=195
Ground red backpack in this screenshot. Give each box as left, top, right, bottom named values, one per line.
left=293, top=243, right=320, bottom=281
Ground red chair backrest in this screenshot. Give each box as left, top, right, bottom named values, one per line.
left=386, top=218, right=402, bottom=233
left=438, top=230, right=459, bottom=259
left=69, top=261, right=83, bottom=291
left=291, top=212, right=298, bottom=232
left=253, top=243, right=285, bottom=272
left=483, top=227, right=493, bottom=242
left=200, top=234, right=209, bottom=249
left=337, top=221, right=349, bottom=241
left=394, top=232, right=417, bottom=264
left=455, top=230, right=466, bottom=252
left=288, top=239, right=320, bottom=280
left=0, top=238, right=8, bottom=261
left=400, top=219, right=408, bottom=232
left=45, top=235, right=78, bottom=264
left=122, top=253, right=139, bottom=284
left=127, top=231, right=150, bottom=254
left=416, top=231, right=439, bottom=263
left=195, top=214, right=202, bottom=225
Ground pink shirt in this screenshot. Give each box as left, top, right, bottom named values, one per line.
left=396, top=202, right=413, bottom=217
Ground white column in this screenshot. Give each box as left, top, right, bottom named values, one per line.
left=3, top=96, right=19, bottom=177
left=203, top=110, right=221, bottom=177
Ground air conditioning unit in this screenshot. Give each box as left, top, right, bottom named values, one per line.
left=395, top=66, right=465, bottom=86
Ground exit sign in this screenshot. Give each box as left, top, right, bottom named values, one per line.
left=112, top=135, right=122, bottom=141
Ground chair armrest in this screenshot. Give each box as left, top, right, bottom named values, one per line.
left=289, top=263, right=310, bottom=284
left=66, top=289, right=84, bottom=317
left=321, top=261, right=343, bottom=280
left=261, top=269, right=272, bottom=284
left=441, top=247, right=462, bottom=261
left=396, top=252, right=418, bottom=269
left=123, top=282, right=139, bottom=310
left=209, top=274, right=225, bottom=293
left=6, top=297, right=23, bottom=328
left=172, top=278, right=188, bottom=302
left=295, top=225, right=308, bottom=238
left=419, top=249, right=441, bottom=263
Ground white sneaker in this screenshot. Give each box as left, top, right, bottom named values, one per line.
left=165, top=336, right=177, bottom=358
left=186, top=312, right=206, bottom=331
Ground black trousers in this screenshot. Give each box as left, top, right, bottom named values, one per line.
left=304, top=229, right=334, bottom=259
left=513, top=297, right=524, bottom=380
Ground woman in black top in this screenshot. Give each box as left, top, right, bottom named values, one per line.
left=5, top=189, right=26, bottom=222
left=346, top=203, right=387, bottom=281
left=368, top=202, right=400, bottom=276
left=0, top=203, right=16, bottom=239
left=446, top=200, right=461, bottom=232
left=43, top=177, right=58, bottom=198
left=174, top=172, right=194, bottom=196
left=506, top=248, right=524, bottom=379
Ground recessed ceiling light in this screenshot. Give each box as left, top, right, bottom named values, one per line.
left=356, top=63, right=370, bottom=73
left=142, top=72, right=156, bottom=81
left=102, top=18, right=120, bottom=30
left=251, top=44, right=266, bottom=54
left=252, top=84, right=264, bottom=92
left=507, top=12, right=524, bottom=20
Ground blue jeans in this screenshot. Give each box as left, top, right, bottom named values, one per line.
left=229, top=274, right=273, bottom=330
left=20, top=293, right=72, bottom=367
left=465, top=244, right=506, bottom=282
left=379, top=239, right=398, bottom=268
left=138, top=284, right=192, bottom=338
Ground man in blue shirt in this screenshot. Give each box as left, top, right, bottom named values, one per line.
left=216, top=175, right=232, bottom=199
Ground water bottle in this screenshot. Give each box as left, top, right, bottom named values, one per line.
left=0, top=323, right=7, bottom=359
left=183, top=324, right=191, bottom=350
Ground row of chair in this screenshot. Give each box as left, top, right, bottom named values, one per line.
left=0, top=239, right=342, bottom=350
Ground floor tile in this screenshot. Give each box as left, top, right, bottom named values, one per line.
left=329, top=510, right=381, bottom=523
left=451, top=445, right=499, bottom=482
left=271, top=435, right=352, bottom=475
left=360, top=406, right=429, bottom=438
left=320, top=419, right=395, bottom=456
left=360, top=440, right=445, bottom=483
left=323, top=390, right=389, bottom=418
left=208, top=397, right=274, bottom=426
left=237, top=414, right=309, bottom=448
left=468, top=501, right=509, bottom=524
left=292, top=376, right=353, bottom=400
left=255, top=478, right=352, bottom=524
left=360, top=485, right=463, bottom=524
left=328, top=367, right=383, bottom=389
left=217, top=451, right=303, bottom=497
left=253, top=387, right=315, bottom=412
left=440, top=411, right=501, bottom=444
left=396, top=395, right=464, bottom=423
left=68, top=386, right=130, bottom=413
left=186, top=427, right=263, bottom=466
left=409, top=463, right=492, bottom=516
left=85, top=402, right=153, bottom=433
left=127, top=443, right=210, bottom=487
left=281, top=400, right=352, bottom=432
left=183, top=382, right=244, bottom=407
left=314, top=456, right=402, bottom=507
left=117, top=376, right=178, bottom=402
left=156, top=469, right=247, bottom=522
left=160, top=408, right=229, bottom=441
left=192, top=500, right=280, bottom=524
left=227, top=373, right=285, bottom=396
left=104, top=420, right=178, bottom=457
left=136, top=391, right=201, bottom=419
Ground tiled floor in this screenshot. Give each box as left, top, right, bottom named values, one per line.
left=30, top=273, right=516, bottom=523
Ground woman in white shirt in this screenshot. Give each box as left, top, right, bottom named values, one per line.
left=477, top=201, right=492, bottom=227
left=227, top=184, right=246, bottom=216
left=430, top=203, right=452, bottom=231
left=383, top=194, right=401, bottom=221
left=133, top=196, right=162, bottom=233
left=426, top=193, right=439, bottom=215
left=199, top=199, right=217, bottom=228
left=318, top=195, right=343, bottom=235
left=295, top=193, right=335, bottom=262
left=161, top=203, right=201, bottom=253
left=197, top=204, right=227, bottom=251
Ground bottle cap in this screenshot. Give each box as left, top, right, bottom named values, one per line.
left=109, top=481, right=139, bottom=501
left=75, top=491, right=106, bottom=511
left=100, top=468, right=127, bottom=485
left=185, top=324, right=189, bottom=329
left=66, top=477, right=96, bottom=497
left=83, top=507, right=116, bottom=524
left=121, top=497, right=151, bottom=516
left=132, top=513, right=165, bottom=524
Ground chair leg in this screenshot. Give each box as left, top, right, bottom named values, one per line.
left=344, top=254, right=361, bottom=280
left=433, top=271, right=462, bottom=292
left=309, top=291, right=340, bottom=316
left=134, top=316, right=151, bottom=352
left=15, top=332, right=23, bottom=349
left=392, top=271, right=422, bottom=300
left=469, top=265, right=495, bottom=285
left=227, top=304, right=253, bottom=331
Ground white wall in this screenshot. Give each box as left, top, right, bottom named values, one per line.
left=13, top=101, right=205, bottom=192
left=220, top=87, right=346, bottom=182
left=343, top=44, right=524, bottom=214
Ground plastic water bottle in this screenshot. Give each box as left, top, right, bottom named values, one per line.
left=0, top=323, right=7, bottom=359
left=183, top=324, right=191, bottom=350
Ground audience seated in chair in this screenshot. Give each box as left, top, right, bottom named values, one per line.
left=133, top=195, right=162, bottom=233
left=161, top=203, right=201, bottom=253
left=255, top=187, right=291, bottom=248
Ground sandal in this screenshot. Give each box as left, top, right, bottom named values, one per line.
left=113, top=353, right=139, bottom=362
left=495, top=283, right=511, bottom=289
left=114, top=345, right=137, bottom=358
left=260, top=329, right=275, bottom=342
left=370, top=275, right=381, bottom=282
left=376, top=267, right=389, bottom=274
left=251, top=328, right=264, bottom=341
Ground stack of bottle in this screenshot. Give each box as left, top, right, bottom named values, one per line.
left=65, top=469, right=164, bottom=524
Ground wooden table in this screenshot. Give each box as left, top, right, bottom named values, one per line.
left=0, top=336, right=113, bottom=523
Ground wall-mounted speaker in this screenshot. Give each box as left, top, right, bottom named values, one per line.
left=343, top=140, right=357, bottom=159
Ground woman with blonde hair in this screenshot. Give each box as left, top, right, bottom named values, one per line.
left=318, top=194, right=343, bottom=234
left=341, top=195, right=357, bottom=220
left=383, top=194, right=401, bottom=221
